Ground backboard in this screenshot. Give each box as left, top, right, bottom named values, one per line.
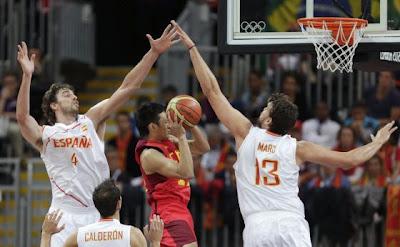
left=218, top=0, right=400, bottom=54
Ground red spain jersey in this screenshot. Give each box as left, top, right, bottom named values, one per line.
left=135, top=139, right=197, bottom=246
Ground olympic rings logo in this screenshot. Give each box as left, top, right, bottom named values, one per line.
left=240, top=21, right=266, bottom=33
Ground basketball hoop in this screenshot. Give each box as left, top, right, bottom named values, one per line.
left=298, top=17, right=368, bottom=73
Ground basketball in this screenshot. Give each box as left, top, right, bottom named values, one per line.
left=166, top=95, right=202, bottom=128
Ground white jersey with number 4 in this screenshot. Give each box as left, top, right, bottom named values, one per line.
left=77, top=219, right=131, bottom=247
left=41, top=115, right=110, bottom=209
left=234, top=126, right=304, bottom=221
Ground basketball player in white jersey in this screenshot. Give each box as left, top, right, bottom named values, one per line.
left=16, top=24, right=178, bottom=246
left=171, top=21, right=398, bottom=247
left=63, top=179, right=163, bottom=247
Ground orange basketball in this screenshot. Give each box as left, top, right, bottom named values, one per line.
left=166, top=95, right=202, bottom=128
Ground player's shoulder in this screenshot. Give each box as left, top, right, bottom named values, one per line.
left=130, top=226, right=146, bottom=247
left=141, top=148, right=163, bottom=158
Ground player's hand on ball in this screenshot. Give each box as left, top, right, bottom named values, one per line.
left=144, top=214, right=164, bottom=243
left=168, top=112, right=186, bottom=139
left=147, top=23, right=180, bottom=55
left=171, top=20, right=195, bottom=49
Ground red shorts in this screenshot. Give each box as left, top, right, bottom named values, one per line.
left=151, top=202, right=197, bottom=247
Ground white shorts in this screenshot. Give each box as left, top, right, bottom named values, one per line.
left=48, top=202, right=100, bottom=247
left=243, top=211, right=311, bottom=247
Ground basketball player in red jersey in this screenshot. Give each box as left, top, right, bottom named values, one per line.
left=135, top=102, right=209, bottom=247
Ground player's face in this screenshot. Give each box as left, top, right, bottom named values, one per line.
left=54, top=88, right=79, bottom=115
left=156, top=112, right=170, bottom=139
left=258, top=102, right=273, bottom=129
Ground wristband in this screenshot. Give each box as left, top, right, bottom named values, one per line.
left=188, top=44, right=196, bottom=50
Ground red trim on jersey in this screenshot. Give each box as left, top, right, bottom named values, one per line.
left=266, top=130, right=281, bottom=137
left=50, top=178, right=88, bottom=207
left=70, top=123, right=81, bottom=130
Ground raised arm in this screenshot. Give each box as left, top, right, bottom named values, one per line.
left=171, top=21, right=251, bottom=148
left=297, top=121, right=397, bottom=169
left=16, top=42, right=43, bottom=152
left=40, top=209, right=65, bottom=247
left=141, top=116, right=194, bottom=178
left=188, top=126, right=210, bottom=156
left=86, top=24, right=178, bottom=128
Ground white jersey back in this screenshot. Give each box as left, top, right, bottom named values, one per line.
left=77, top=219, right=131, bottom=247
left=41, top=115, right=110, bottom=209
left=234, top=126, right=304, bottom=221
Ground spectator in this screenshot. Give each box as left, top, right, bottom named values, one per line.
left=232, top=70, right=269, bottom=123
left=334, top=126, right=363, bottom=183
left=302, top=102, right=340, bottom=148
left=344, top=102, right=380, bottom=145
left=107, top=111, right=144, bottom=227
left=365, top=71, right=400, bottom=121
left=307, top=166, right=351, bottom=189
left=159, top=84, right=177, bottom=105
left=280, top=72, right=310, bottom=120
left=353, top=155, right=386, bottom=247
left=108, top=111, right=141, bottom=182
left=218, top=148, right=244, bottom=246
left=0, top=71, right=23, bottom=157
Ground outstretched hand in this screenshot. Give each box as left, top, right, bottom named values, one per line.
left=147, top=24, right=179, bottom=55
left=143, top=214, right=164, bottom=243
left=42, top=209, right=65, bottom=235
left=171, top=20, right=195, bottom=49
left=17, top=41, right=35, bottom=75
left=370, top=121, right=398, bottom=145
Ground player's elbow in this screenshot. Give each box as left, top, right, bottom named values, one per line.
left=180, top=169, right=194, bottom=179
left=340, top=156, right=361, bottom=170
left=16, top=113, right=28, bottom=125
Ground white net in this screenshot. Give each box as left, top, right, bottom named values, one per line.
left=298, top=18, right=367, bottom=73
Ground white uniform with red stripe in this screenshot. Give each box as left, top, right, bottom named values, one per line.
left=77, top=219, right=131, bottom=247
left=41, top=114, right=110, bottom=246
left=234, top=126, right=311, bottom=247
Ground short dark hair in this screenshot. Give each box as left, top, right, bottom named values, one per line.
left=93, top=179, right=121, bottom=218
left=2, top=70, right=19, bottom=81
left=336, top=126, right=356, bottom=141
left=116, top=110, right=130, bottom=119
left=41, top=83, right=74, bottom=125
left=352, top=101, right=366, bottom=110
left=249, top=69, right=263, bottom=79
left=136, top=102, right=165, bottom=137
left=267, top=93, right=298, bottom=135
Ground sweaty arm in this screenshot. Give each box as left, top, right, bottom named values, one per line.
left=189, top=126, right=210, bottom=156
left=130, top=227, right=148, bottom=247
left=140, top=136, right=194, bottom=178
left=63, top=232, right=78, bottom=247
left=86, top=24, right=178, bottom=128
left=85, top=49, right=159, bottom=128
left=296, top=121, right=397, bottom=169
left=189, top=47, right=251, bottom=148
left=16, top=43, right=43, bottom=152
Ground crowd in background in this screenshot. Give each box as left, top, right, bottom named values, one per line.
left=1, top=60, right=400, bottom=246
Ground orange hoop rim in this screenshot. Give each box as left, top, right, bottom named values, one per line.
left=298, top=17, right=368, bottom=29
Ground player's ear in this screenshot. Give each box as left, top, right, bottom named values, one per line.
left=116, top=196, right=122, bottom=211
left=148, top=123, right=158, bottom=133
left=50, top=102, right=58, bottom=111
